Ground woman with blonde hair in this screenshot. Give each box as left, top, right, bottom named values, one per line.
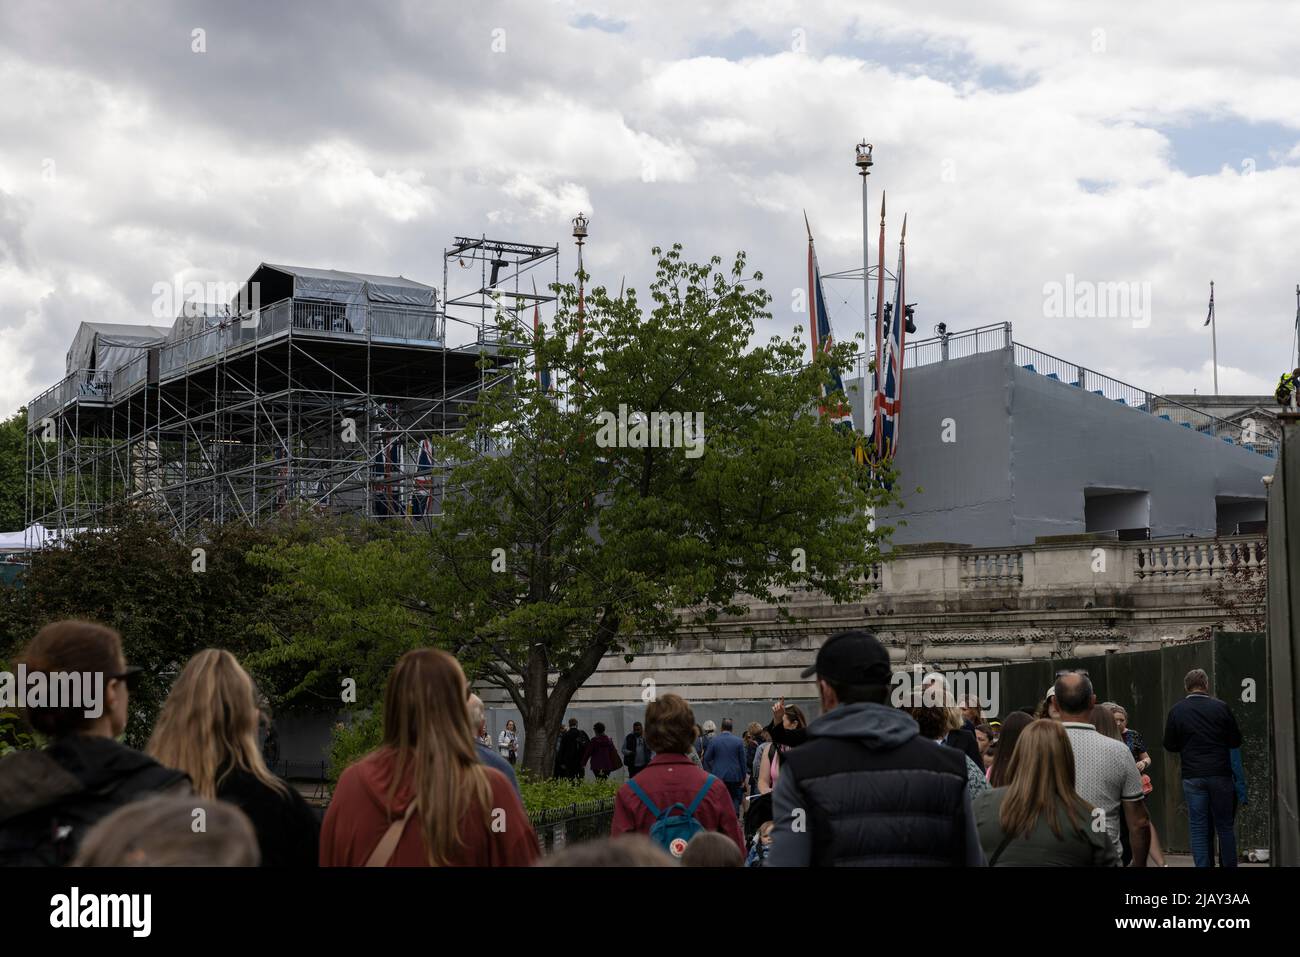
left=1103, top=702, right=1167, bottom=867
left=972, top=719, right=1117, bottom=866
left=148, top=648, right=319, bottom=867
left=320, top=648, right=538, bottom=866
left=926, top=675, right=985, bottom=770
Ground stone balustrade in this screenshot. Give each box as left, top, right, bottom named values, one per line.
left=477, top=534, right=1267, bottom=708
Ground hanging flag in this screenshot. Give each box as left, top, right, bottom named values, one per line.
left=370, top=440, right=387, bottom=516
left=411, top=437, right=434, bottom=518
left=371, top=434, right=403, bottom=516
left=805, top=215, right=850, bottom=423
left=1204, top=283, right=1215, bottom=327
left=876, top=215, right=908, bottom=458
left=872, top=193, right=888, bottom=457
left=386, top=437, right=403, bottom=516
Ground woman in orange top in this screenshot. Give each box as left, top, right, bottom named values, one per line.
left=320, top=649, right=538, bottom=867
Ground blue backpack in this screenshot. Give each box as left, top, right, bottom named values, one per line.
left=625, top=774, right=717, bottom=858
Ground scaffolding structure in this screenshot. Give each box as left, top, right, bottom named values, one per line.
left=25, top=236, right=559, bottom=536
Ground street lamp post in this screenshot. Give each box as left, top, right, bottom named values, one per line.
left=572, top=212, right=589, bottom=382
left=856, top=141, right=874, bottom=380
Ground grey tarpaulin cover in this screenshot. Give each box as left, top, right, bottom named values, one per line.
left=248, top=264, right=436, bottom=333
left=167, top=301, right=230, bottom=342
left=65, top=322, right=170, bottom=375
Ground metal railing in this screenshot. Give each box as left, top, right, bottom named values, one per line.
left=291, top=299, right=349, bottom=333
left=1013, top=342, right=1277, bottom=457
left=27, top=368, right=113, bottom=428
left=152, top=297, right=444, bottom=382
left=529, top=798, right=617, bottom=854
left=851, top=322, right=1011, bottom=381
left=111, top=351, right=150, bottom=398
left=23, top=301, right=446, bottom=410
left=843, top=322, right=1274, bottom=459
left=370, top=304, right=442, bottom=341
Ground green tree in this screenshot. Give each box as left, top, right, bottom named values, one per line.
left=258, top=245, right=900, bottom=775
left=0, top=408, right=26, bottom=532
left=243, top=525, right=429, bottom=709
left=0, top=510, right=327, bottom=746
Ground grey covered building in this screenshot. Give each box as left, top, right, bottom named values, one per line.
left=843, top=323, right=1275, bottom=546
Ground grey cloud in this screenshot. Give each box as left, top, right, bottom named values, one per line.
left=0, top=190, right=31, bottom=268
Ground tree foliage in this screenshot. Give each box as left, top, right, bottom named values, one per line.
left=0, top=408, right=25, bottom=532
left=0, top=510, right=330, bottom=746
left=258, top=244, right=901, bottom=774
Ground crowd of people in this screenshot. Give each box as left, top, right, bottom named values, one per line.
left=0, top=620, right=1247, bottom=868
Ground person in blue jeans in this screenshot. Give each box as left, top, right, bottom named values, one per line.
left=1163, top=668, right=1243, bottom=867
left=702, top=718, right=750, bottom=813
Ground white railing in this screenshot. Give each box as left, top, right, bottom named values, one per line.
left=1133, top=538, right=1267, bottom=580
left=959, top=550, right=1024, bottom=588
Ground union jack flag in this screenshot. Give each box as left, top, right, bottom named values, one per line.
left=806, top=217, right=850, bottom=423
left=371, top=435, right=403, bottom=517
left=411, top=437, right=434, bottom=518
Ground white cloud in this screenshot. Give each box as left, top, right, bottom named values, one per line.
left=1, top=0, right=1299, bottom=425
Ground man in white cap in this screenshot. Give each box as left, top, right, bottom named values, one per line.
left=694, top=720, right=716, bottom=760
left=1042, top=684, right=1060, bottom=719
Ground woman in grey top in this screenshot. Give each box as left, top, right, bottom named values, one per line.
left=973, top=719, right=1117, bottom=866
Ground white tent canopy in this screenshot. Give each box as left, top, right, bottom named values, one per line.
left=0, top=523, right=84, bottom=552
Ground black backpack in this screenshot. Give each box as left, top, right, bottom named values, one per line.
left=0, top=751, right=187, bottom=867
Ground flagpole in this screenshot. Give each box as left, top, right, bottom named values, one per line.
left=1210, top=280, right=1218, bottom=396
left=856, top=142, right=873, bottom=382
left=1294, top=284, right=1299, bottom=371
left=874, top=192, right=887, bottom=456
left=855, top=141, right=875, bottom=529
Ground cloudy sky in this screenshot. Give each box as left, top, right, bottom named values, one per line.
left=2, top=0, right=1299, bottom=419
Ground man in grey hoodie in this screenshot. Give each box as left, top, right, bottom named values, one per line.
left=769, top=630, right=986, bottom=867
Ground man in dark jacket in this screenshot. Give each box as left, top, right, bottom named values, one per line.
left=554, top=718, right=590, bottom=781
left=702, top=718, right=749, bottom=812
left=1163, top=668, right=1243, bottom=867
left=623, top=722, right=652, bottom=778
left=769, top=630, right=985, bottom=867
left=0, top=735, right=190, bottom=866
left=0, top=620, right=192, bottom=866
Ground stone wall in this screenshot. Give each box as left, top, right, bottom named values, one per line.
left=477, top=533, right=1266, bottom=709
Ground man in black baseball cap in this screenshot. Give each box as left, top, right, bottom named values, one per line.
left=798, top=628, right=893, bottom=684
left=768, top=629, right=985, bottom=867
